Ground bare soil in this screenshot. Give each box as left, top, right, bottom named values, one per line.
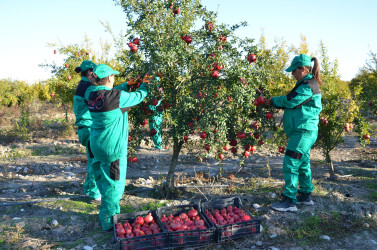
left=0, top=104, right=376, bottom=249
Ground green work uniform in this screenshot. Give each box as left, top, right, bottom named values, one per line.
left=73, top=76, right=101, bottom=200
left=85, top=82, right=148, bottom=230
left=148, top=99, right=163, bottom=149
left=271, top=74, right=322, bottom=203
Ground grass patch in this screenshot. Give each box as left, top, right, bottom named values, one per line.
left=290, top=212, right=365, bottom=245
left=54, top=200, right=98, bottom=214
left=0, top=147, right=32, bottom=159
left=120, top=205, right=135, bottom=214
left=141, top=201, right=169, bottom=211
left=0, top=222, right=25, bottom=249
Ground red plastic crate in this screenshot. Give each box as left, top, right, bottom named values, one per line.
left=156, top=204, right=215, bottom=248
left=201, top=197, right=260, bottom=242
left=113, top=210, right=168, bottom=250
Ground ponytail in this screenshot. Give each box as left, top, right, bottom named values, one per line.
left=75, top=67, right=82, bottom=74
left=75, top=66, right=93, bottom=77
left=311, top=57, right=323, bottom=85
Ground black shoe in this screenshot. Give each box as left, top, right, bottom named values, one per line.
left=297, top=192, right=314, bottom=205
left=271, top=195, right=297, bottom=212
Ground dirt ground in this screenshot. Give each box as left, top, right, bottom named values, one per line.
left=0, top=106, right=376, bottom=249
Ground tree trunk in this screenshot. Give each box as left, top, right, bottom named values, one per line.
left=325, top=150, right=335, bottom=179
left=164, top=137, right=184, bottom=196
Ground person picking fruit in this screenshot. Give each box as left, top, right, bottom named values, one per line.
left=85, top=64, right=151, bottom=231
left=148, top=76, right=163, bottom=150
left=73, top=60, right=101, bottom=201
left=269, top=54, right=322, bottom=212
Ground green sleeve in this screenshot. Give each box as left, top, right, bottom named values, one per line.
left=119, top=83, right=148, bottom=108
left=113, top=82, right=129, bottom=91
left=271, top=84, right=313, bottom=109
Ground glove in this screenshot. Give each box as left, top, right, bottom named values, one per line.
left=142, top=73, right=154, bottom=83
left=127, top=78, right=137, bottom=85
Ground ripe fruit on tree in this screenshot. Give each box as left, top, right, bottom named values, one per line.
left=229, top=139, right=237, bottom=146
left=133, top=38, right=140, bottom=45
left=211, top=70, right=219, bottom=78
left=257, top=96, right=266, bottom=105
left=53, top=50, right=57, bottom=54
left=130, top=45, right=138, bottom=53
left=67, top=75, right=72, bottom=80
left=50, top=93, right=55, bottom=98
left=64, top=63, right=69, bottom=68
left=140, top=119, right=147, bottom=127
left=247, top=54, right=257, bottom=63
left=204, top=144, right=211, bottom=151
left=219, top=35, right=227, bottom=43
left=200, top=131, right=207, bottom=139
left=265, top=112, right=273, bottom=119
left=223, top=146, right=229, bottom=151
left=173, top=7, right=180, bottom=16
left=278, top=146, right=286, bottom=154
left=152, top=99, right=159, bottom=106
left=206, top=22, right=213, bottom=32
left=236, top=132, right=246, bottom=139
left=150, top=129, right=157, bottom=136
left=183, top=35, right=192, bottom=44
left=253, top=121, right=261, bottom=129
left=218, top=153, right=224, bottom=160
left=244, top=151, right=250, bottom=158
left=230, top=147, right=237, bottom=154
left=212, top=63, right=223, bottom=70
left=363, top=134, right=370, bottom=140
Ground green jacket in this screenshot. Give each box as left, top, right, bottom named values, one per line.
left=73, top=77, right=95, bottom=146
left=271, top=74, right=322, bottom=136
left=85, top=82, right=148, bottom=162
left=74, top=77, right=94, bottom=128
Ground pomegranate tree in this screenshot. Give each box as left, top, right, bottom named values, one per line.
left=115, top=0, right=276, bottom=194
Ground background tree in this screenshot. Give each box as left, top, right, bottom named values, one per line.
left=314, top=41, right=368, bottom=178
left=349, top=51, right=377, bottom=117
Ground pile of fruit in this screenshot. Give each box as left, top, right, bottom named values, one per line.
left=204, top=206, right=251, bottom=226
left=115, top=213, right=162, bottom=238
left=159, top=208, right=207, bottom=231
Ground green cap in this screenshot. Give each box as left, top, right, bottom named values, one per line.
left=285, top=54, right=312, bottom=72
left=80, top=60, right=96, bottom=71
left=93, top=64, right=120, bottom=79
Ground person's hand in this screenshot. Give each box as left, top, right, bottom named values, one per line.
left=142, top=73, right=154, bottom=83
left=127, top=78, right=137, bottom=85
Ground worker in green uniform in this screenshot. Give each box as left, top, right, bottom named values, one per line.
left=148, top=76, right=163, bottom=149
left=85, top=64, right=150, bottom=231
left=73, top=60, right=101, bottom=201
left=269, top=54, right=322, bottom=212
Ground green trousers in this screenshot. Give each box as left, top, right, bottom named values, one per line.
left=282, top=130, right=317, bottom=203
left=149, top=113, right=163, bottom=149
left=78, top=128, right=101, bottom=200
left=92, top=155, right=127, bottom=231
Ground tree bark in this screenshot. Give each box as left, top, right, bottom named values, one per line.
left=165, top=137, right=184, bottom=195
left=325, top=150, right=335, bottom=178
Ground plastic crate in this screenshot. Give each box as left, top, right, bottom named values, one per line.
left=201, top=197, right=260, bottom=242
left=113, top=210, right=169, bottom=250
left=157, top=204, right=215, bottom=248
